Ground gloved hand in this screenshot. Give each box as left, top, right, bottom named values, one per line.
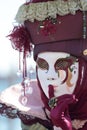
left=50, top=94, right=78, bottom=130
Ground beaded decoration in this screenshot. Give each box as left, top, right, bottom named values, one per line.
left=7, top=25, right=33, bottom=105
left=83, top=11, right=87, bottom=39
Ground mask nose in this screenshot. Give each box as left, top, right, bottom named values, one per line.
left=47, top=66, right=58, bottom=81
left=47, top=78, right=56, bottom=80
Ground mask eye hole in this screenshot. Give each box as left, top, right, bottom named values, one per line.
left=55, top=59, right=69, bottom=71
left=54, top=56, right=77, bottom=71
left=36, top=58, right=49, bottom=71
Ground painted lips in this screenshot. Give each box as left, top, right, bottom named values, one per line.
left=48, top=84, right=58, bottom=98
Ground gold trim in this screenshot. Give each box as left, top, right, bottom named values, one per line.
left=83, top=49, right=87, bottom=56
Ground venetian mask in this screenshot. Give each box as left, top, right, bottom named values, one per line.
left=36, top=52, right=79, bottom=98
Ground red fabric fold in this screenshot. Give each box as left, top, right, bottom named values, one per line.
left=50, top=94, right=77, bottom=130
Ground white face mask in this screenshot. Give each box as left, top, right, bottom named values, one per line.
left=36, top=52, right=79, bottom=98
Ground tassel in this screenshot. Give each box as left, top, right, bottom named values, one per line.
left=7, top=25, right=32, bottom=53
left=7, top=25, right=33, bottom=105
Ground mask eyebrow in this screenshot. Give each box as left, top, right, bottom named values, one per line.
left=36, top=57, right=49, bottom=70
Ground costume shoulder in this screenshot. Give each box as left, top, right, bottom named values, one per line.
left=0, top=80, right=46, bottom=120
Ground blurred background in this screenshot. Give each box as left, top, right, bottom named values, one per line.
left=0, top=0, right=36, bottom=130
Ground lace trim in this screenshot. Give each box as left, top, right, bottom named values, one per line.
left=0, top=100, right=47, bottom=120
left=72, top=119, right=87, bottom=129
left=0, top=102, right=43, bottom=123
left=15, top=0, right=87, bottom=23
left=0, top=103, right=18, bottom=118
left=1, top=103, right=87, bottom=129
left=0, top=102, right=52, bottom=128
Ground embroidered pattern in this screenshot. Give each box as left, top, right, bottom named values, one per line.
left=72, top=119, right=87, bottom=129
left=15, top=0, right=87, bottom=23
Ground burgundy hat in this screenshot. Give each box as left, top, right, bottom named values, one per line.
left=8, top=0, right=87, bottom=61
left=24, top=11, right=87, bottom=61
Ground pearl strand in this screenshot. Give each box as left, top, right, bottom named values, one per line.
left=83, top=11, right=87, bottom=39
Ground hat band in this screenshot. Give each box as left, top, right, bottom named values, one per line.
left=34, top=39, right=87, bottom=61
